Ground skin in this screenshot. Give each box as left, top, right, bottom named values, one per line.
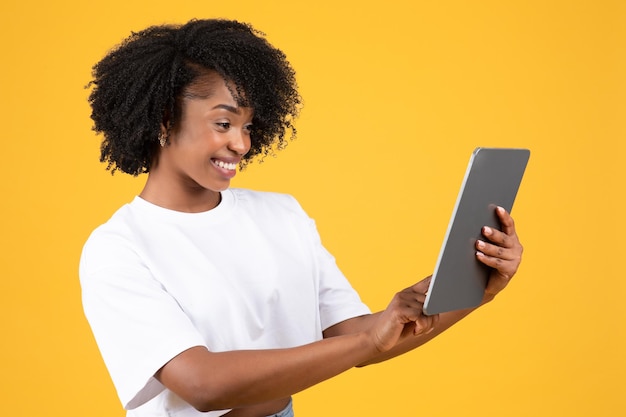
left=140, top=71, right=524, bottom=416
left=140, top=72, right=253, bottom=213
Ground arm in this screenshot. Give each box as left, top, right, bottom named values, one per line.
left=324, top=206, right=523, bottom=366
left=155, top=284, right=437, bottom=412
left=155, top=333, right=375, bottom=412
left=156, top=207, right=521, bottom=411
left=323, top=285, right=488, bottom=366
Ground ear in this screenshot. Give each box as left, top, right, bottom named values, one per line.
left=159, top=119, right=172, bottom=144
left=161, top=106, right=172, bottom=134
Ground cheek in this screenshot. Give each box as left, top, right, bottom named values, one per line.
left=245, top=134, right=256, bottom=154
left=176, top=128, right=218, bottom=151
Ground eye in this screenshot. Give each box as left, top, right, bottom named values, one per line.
left=243, top=123, right=254, bottom=134
left=216, top=122, right=231, bottom=130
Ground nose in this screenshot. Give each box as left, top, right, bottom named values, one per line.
left=228, top=128, right=251, bottom=156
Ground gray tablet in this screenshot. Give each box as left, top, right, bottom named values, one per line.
left=423, top=147, right=530, bottom=315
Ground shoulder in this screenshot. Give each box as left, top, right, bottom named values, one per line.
left=83, top=201, right=138, bottom=244
left=80, top=200, right=147, bottom=270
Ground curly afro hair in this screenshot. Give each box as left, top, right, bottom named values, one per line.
left=87, top=19, right=301, bottom=175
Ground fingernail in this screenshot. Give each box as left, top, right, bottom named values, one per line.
left=484, top=226, right=492, bottom=235
left=477, top=240, right=485, bottom=249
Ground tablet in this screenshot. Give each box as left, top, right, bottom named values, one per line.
left=423, top=147, right=530, bottom=315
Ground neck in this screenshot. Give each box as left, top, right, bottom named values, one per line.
left=140, top=172, right=222, bottom=213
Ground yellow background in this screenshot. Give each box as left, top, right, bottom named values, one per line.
left=1, top=0, right=624, bottom=415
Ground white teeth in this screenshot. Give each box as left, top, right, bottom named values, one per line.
left=214, top=160, right=237, bottom=170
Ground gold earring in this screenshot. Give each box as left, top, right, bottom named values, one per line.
left=158, top=131, right=168, bottom=147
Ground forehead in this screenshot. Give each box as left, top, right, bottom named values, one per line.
left=183, top=70, right=247, bottom=106
left=178, top=73, right=253, bottom=120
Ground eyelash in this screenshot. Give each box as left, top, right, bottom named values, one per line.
left=216, top=122, right=253, bottom=133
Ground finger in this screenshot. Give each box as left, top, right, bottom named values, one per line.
left=410, top=276, right=432, bottom=294
left=394, top=292, right=428, bottom=321
left=414, top=313, right=438, bottom=335
left=476, top=239, right=517, bottom=260
left=393, top=292, right=433, bottom=333
left=400, top=294, right=437, bottom=334
left=397, top=291, right=427, bottom=311
left=424, top=312, right=440, bottom=334
left=481, top=225, right=513, bottom=248
left=476, top=251, right=519, bottom=279
left=495, top=206, right=518, bottom=237
left=479, top=224, right=524, bottom=263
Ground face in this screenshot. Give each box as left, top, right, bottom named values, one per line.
left=155, top=73, right=253, bottom=202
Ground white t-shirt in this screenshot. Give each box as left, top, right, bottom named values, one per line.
left=80, top=188, right=371, bottom=417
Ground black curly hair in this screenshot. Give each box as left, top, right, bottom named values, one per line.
left=87, top=19, right=301, bottom=175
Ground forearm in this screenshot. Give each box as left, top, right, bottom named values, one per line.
left=326, top=294, right=496, bottom=367
left=157, top=331, right=378, bottom=412
left=357, top=306, right=476, bottom=366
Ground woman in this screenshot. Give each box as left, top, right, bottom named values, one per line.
left=80, top=18, right=523, bottom=417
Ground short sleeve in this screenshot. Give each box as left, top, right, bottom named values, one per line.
left=80, top=229, right=207, bottom=410
left=282, top=195, right=371, bottom=330
left=311, top=226, right=372, bottom=329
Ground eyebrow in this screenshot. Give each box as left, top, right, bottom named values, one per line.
left=211, top=104, right=241, bottom=114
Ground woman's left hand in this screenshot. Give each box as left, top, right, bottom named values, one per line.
left=476, top=206, right=524, bottom=300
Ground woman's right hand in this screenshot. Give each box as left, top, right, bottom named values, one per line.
left=367, top=277, right=439, bottom=353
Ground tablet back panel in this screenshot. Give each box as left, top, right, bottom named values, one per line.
left=423, top=148, right=530, bottom=315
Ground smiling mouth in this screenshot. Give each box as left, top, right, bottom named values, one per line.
left=211, top=159, right=238, bottom=171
